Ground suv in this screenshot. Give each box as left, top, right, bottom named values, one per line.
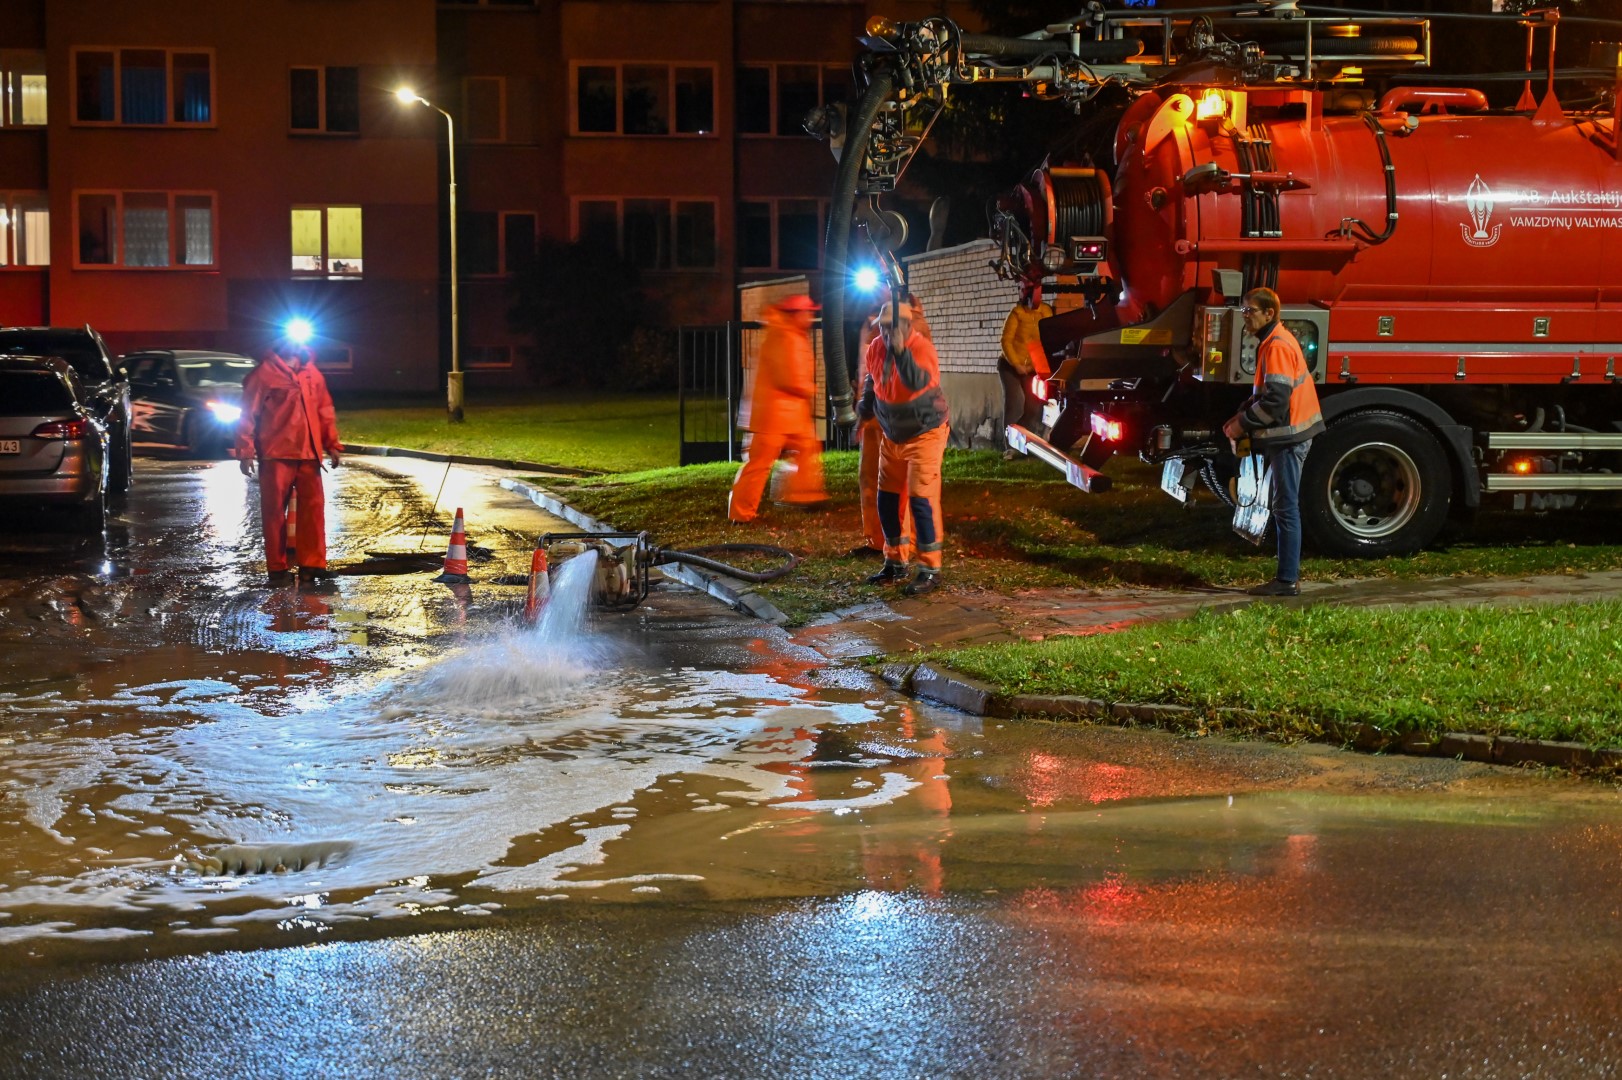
left=0, top=326, right=132, bottom=494
left=0, top=356, right=109, bottom=532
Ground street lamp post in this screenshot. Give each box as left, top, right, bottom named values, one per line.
left=396, top=87, right=464, bottom=423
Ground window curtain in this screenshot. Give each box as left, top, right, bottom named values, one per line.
left=122, top=67, right=166, bottom=124
left=124, top=206, right=169, bottom=266
left=22, top=210, right=48, bottom=265
left=182, top=206, right=212, bottom=265
left=178, top=72, right=210, bottom=123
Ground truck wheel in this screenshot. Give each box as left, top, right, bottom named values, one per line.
left=1301, top=410, right=1452, bottom=557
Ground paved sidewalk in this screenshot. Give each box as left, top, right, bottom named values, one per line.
left=791, top=569, right=1622, bottom=660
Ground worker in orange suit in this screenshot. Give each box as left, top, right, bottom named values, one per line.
left=854, top=296, right=928, bottom=560
left=728, top=294, right=828, bottom=523
left=236, top=337, right=343, bottom=587
left=858, top=297, right=950, bottom=596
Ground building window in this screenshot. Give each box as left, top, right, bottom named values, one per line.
left=571, top=63, right=714, bottom=136
left=736, top=63, right=848, bottom=137
left=465, top=345, right=514, bottom=370
left=464, top=77, right=505, bottom=142
left=465, top=210, right=535, bottom=276
left=572, top=198, right=717, bottom=270
left=291, top=206, right=363, bottom=278
left=290, top=66, right=359, bottom=134
left=738, top=199, right=826, bottom=270
left=74, top=191, right=214, bottom=269
left=0, top=194, right=49, bottom=267
left=72, top=47, right=213, bottom=126
left=1, top=50, right=47, bottom=127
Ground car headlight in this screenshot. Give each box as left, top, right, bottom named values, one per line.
left=205, top=400, right=242, bottom=424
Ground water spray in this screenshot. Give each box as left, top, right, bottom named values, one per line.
left=522, top=531, right=800, bottom=617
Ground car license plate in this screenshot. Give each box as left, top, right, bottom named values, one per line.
left=0, top=440, right=19, bottom=455
left=1041, top=399, right=1061, bottom=430
left=1161, top=458, right=1189, bottom=503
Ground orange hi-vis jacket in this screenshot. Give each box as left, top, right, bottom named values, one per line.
left=235, top=351, right=343, bottom=462
left=859, top=328, right=948, bottom=443
left=743, top=307, right=817, bottom=437
left=1239, top=321, right=1324, bottom=451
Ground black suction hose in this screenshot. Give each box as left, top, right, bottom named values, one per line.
left=822, top=68, right=894, bottom=428
left=957, top=34, right=1144, bottom=63
left=656, top=544, right=802, bottom=584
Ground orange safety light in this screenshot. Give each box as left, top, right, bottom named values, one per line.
left=1090, top=412, right=1124, bottom=442
left=1511, top=458, right=1533, bottom=474
left=1196, top=89, right=1227, bottom=121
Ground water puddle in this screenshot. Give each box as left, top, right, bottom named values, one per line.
left=2, top=550, right=1620, bottom=954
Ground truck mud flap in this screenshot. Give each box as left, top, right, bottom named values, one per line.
left=1005, top=424, right=1113, bottom=493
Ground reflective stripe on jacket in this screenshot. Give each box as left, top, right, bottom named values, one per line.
left=858, top=329, right=949, bottom=444
left=1239, top=322, right=1324, bottom=450
left=235, top=351, right=343, bottom=461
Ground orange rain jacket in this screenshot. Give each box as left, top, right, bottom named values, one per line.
left=858, top=328, right=948, bottom=444
left=744, top=307, right=817, bottom=437
left=1238, top=321, right=1324, bottom=451
left=235, top=350, right=343, bottom=461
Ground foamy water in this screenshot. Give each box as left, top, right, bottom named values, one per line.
left=0, top=552, right=920, bottom=943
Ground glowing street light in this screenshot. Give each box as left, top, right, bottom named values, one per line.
left=395, top=86, right=464, bottom=423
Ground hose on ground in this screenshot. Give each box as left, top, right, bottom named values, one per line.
left=655, top=544, right=802, bottom=584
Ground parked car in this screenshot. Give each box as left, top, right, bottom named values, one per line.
left=123, top=349, right=255, bottom=458
left=0, top=326, right=132, bottom=494
left=0, top=355, right=110, bottom=532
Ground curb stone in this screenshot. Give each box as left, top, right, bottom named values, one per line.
left=910, top=663, right=1622, bottom=775
left=348, top=444, right=601, bottom=477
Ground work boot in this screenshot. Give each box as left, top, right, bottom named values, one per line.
left=866, top=560, right=909, bottom=586
left=902, top=569, right=941, bottom=597
left=265, top=569, right=294, bottom=587
left=1245, top=578, right=1300, bottom=597
left=299, top=567, right=339, bottom=591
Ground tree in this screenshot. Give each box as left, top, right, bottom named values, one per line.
left=506, top=239, right=664, bottom=388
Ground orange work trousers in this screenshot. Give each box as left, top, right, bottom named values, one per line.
left=259, top=458, right=328, bottom=572
left=728, top=431, right=826, bottom=523
left=858, top=416, right=911, bottom=559
left=877, top=423, right=948, bottom=571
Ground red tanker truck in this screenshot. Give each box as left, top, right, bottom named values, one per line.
left=818, top=3, right=1622, bottom=556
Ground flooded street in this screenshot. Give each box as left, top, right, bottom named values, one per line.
left=3, top=459, right=1622, bottom=1076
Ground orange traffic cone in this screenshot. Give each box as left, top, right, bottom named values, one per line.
left=284, top=487, right=298, bottom=568
left=523, top=546, right=550, bottom=624
left=433, top=507, right=472, bottom=583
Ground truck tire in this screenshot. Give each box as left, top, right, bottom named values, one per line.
left=1301, top=410, right=1452, bottom=557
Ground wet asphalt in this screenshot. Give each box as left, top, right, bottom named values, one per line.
left=1, top=457, right=1621, bottom=1078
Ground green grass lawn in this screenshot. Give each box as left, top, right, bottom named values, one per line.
left=924, top=601, right=1622, bottom=747
left=549, top=449, right=1622, bottom=624
left=338, top=392, right=678, bottom=474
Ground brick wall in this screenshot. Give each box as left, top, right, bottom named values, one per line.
left=903, top=239, right=1021, bottom=448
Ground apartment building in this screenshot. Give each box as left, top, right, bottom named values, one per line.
left=0, top=0, right=978, bottom=392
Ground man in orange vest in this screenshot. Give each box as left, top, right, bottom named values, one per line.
left=236, top=337, right=343, bottom=587
left=853, top=295, right=927, bottom=560
left=859, top=297, right=950, bottom=597
left=728, top=294, right=828, bottom=523
left=1223, top=287, right=1324, bottom=597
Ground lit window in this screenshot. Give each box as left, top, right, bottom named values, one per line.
left=572, top=63, right=714, bottom=136
left=572, top=198, right=715, bottom=270
left=1, top=50, right=47, bottom=127
left=0, top=193, right=49, bottom=266
left=291, top=206, right=363, bottom=278
left=736, top=63, right=847, bottom=137
left=72, top=47, right=213, bottom=126
left=74, top=190, right=215, bottom=269
left=290, top=66, right=359, bottom=134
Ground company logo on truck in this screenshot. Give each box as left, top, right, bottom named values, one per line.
left=1461, top=175, right=1501, bottom=248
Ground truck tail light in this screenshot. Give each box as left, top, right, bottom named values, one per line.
left=1090, top=412, right=1124, bottom=442
left=1030, top=375, right=1049, bottom=402
left=31, top=419, right=94, bottom=441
